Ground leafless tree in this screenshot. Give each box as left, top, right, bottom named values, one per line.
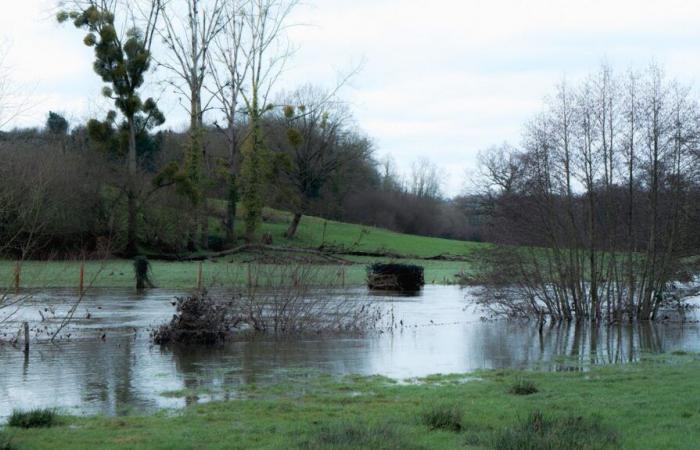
left=409, top=157, right=442, bottom=199
left=207, top=0, right=251, bottom=242
left=475, top=63, right=700, bottom=323
left=159, top=0, right=227, bottom=248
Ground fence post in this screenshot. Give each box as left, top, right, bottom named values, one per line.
left=79, top=261, right=85, bottom=295
left=197, top=262, right=203, bottom=291
left=14, top=262, right=21, bottom=294
left=23, top=322, right=29, bottom=355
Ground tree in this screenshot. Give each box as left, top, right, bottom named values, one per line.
left=58, top=0, right=164, bottom=256
left=475, top=63, right=700, bottom=322
left=275, top=86, right=370, bottom=238
left=409, top=158, right=442, bottom=199
left=159, top=0, right=227, bottom=249
left=210, top=0, right=250, bottom=243
left=46, top=111, right=69, bottom=136
left=237, top=0, right=299, bottom=241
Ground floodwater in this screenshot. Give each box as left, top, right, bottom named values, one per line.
left=0, top=285, right=699, bottom=418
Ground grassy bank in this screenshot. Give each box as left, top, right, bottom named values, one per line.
left=2, top=355, right=699, bottom=449
left=1, top=211, right=480, bottom=289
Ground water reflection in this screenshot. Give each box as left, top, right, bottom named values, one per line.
left=0, top=286, right=698, bottom=418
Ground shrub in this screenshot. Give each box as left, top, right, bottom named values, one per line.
left=509, top=379, right=538, bottom=395
left=0, top=432, right=13, bottom=450
left=7, top=408, right=58, bottom=429
left=300, top=422, right=427, bottom=450
left=493, top=410, right=619, bottom=450
left=151, top=293, right=230, bottom=345
left=420, top=404, right=463, bottom=432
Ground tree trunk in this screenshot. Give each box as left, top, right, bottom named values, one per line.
left=126, top=116, right=138, bottom=256
left=285, top=212, right=303, bottom=239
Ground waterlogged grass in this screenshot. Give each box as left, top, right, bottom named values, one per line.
left=3, top=355, right=700, bottom=449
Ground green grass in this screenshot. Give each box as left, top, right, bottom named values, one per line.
left=3, top=355, right=700, bottom=449
left=0, top=209, right=481, bottom=289
left=6, top=409, right=58, bottom=429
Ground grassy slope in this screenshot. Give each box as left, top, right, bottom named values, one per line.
left=0, top=210, right=481, bottom=289
left=3, top=356, right=699, bottom=449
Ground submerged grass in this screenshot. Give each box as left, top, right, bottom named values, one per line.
left=2, top=355, right=699, bottom=449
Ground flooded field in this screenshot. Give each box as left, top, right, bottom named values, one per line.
left=1, top=286, right=699, bottom=418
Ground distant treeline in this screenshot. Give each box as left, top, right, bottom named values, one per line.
left=0, top=110, right=484, bottom=258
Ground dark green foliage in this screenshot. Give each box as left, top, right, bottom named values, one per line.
left=493, top=411, right=618, bottom=450
left=367, top=263, right=425, bottom=291
left=7, top=409, right=58, bottom=429
left=57, top=5, right=160, bottom=120
left=509, top=379, right=539, bottom=395
left=46, top=111, right=69, bottom=135
left=0, top=432, right=13, bottom=450
left=87, top=114, right=163, bottom=171
left=419, top=405, right=463, bottom=432
left=300, top=422, right=428, bottom=450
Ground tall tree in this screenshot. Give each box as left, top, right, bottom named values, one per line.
left=159, top=0, right=226, bottom=249
left=237, top=0, right=298, bottom=241
left=58, top=0, right=164, bottom=256
left=210, top=0, right=249, bottom=243
left=276, top=86, right=369, bottom=238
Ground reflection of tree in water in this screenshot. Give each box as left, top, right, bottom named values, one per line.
left=471, top=321, right=678, bottom=372
left=168, top=336, right=376, bottom=404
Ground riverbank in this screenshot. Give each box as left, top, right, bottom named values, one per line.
left=2, top=355, right=698, bottom=449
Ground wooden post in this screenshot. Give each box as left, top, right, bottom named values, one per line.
left=79, top=262, right=85, bottom=295
left=14, top=262, right=20, bottom=294
left=247, top=264, right=252, bottom=288
left=197, top=262, right=203, bottom=291
left=23, top=322, right=29, bottom=355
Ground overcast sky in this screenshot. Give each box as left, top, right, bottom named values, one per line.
left=2, top=0, right=700, bottom=195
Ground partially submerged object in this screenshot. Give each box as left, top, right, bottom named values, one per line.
left=367, top=263, right=425, bottom=291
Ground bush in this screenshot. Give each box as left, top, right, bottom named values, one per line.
left=300, top=422, right=427, bottom=450
left=367, top=263, right=425, bottom=291
left=7, top=409, right=58, bottom=429
left=0, top=432, right=13, bottom=450
left=493, top=410, right=618, bottom=450
left=420, top=404, right=463, bottom=432
left=509, top=379, right=538, bottom=395
left=151, top=293, right=231, bottom=345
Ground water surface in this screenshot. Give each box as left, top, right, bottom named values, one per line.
left=1, top=286, right=698, bottom=418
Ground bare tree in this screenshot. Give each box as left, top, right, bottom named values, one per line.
left=409, top=158, right=442, bottom=199
left=237, top=0, right=299, bottom=240
left=209, top=0, right=251, bottom=242
left=475, top=63, right=700, bottom=322
left=159, top=0, right=227, bottom=248
left=275, top=86, right=372, bottom=238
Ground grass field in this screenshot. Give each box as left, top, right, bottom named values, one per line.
left=0, top=210, right=482, bottom=289
left=2, top=355, right=699, bottom=449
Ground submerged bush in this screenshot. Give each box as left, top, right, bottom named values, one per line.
left=7, top=409, right=58, bottom=429
left=151, top=293, right=230, bottom=345
left=300, top=422, right=427, bottom=450
left=420, top=404, right=463, bottom=432
left=494, top=410, right=618, bottom=450
left=509, top=379, right=538, bottom=395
